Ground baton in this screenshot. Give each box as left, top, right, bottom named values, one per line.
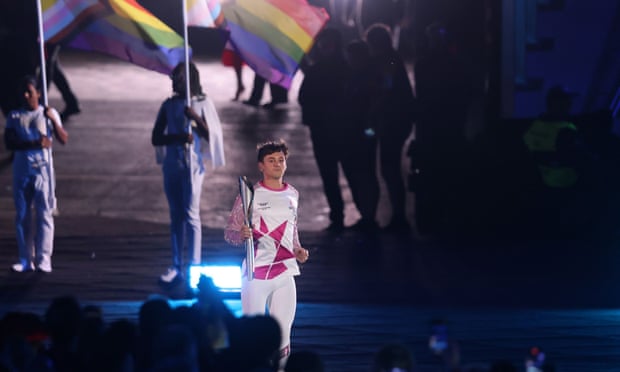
left=238, top=176, right=255, bottom=280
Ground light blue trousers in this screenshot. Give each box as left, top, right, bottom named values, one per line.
left=163, top=164, right=204, bottom=269
left=13, top=169, right=54, bottom=268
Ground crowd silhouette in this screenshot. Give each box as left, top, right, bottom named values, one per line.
left=299, top=24, right=415, bottom=235
left=0, top=277, right=558, bottom=372
left=299, top=28, right=375, bottom=233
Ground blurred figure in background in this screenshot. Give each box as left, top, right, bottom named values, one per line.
left=365, top=23, right=416, bottom=234
left=522, top=85, right=592, bottom=235
left=342, top=38, right=381, bottom=232
left=45, top=43, right=81, bottom=121
left=298, top=28, right=351, bottom=233
left=221, top=45, right=246, bottom=101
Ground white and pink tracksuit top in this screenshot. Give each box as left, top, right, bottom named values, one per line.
left=225, top=181, right=302, bottom=279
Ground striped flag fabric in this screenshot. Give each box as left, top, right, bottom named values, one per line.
left=42, top=0, right=106, bottom=43
left=186, top=0, right=224, bottom=28
left=42, top=0, right=186, bottom=74
left=222, top=0, right=329, bottom=88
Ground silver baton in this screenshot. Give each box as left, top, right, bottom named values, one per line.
left=238, top=176, right=255, bottom=280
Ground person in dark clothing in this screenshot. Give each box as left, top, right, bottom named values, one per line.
left=341, top=39, right=381, bottom=231
left=522, top=85, right=593, bottom=236
left=45, top=44, right=81, bottom=121
left=298, top=28, right=352, bottom=232
left=365, top=23, right=416, bottom=233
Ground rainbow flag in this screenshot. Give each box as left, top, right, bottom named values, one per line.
left=43, top=0, right=106, bottom=43
left=222, top=0, right=329, bottom=88
left=43, top=0, right=186, bottom=74
left=186, top=0, right=224, bottom=28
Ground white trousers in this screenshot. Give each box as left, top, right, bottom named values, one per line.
left=241, top=274, right=297, bottom=353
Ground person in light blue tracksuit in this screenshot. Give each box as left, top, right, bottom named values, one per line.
left=4, top=76, right=68, bottom=273
left=152, top=62, right=225, bottom=285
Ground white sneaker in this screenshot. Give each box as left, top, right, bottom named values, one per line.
left=159, top=267, right=181, bottom=284
left=11, top=262, right=34, bottom=273
left=36, top=264, right=52, bottom=273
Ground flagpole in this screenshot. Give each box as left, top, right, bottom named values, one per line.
left=182, top=0, right=191, bottom=105
left=36, top=0, right=48, bottom=105
left=182, top=0, right=193, bottom=198
left=36, top=0, right=56, bottom=211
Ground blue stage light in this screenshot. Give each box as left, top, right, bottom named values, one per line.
left=189, top=265, right=242, bottom=292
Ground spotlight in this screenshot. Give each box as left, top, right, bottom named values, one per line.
left=189, top=264, right=242, bottom=292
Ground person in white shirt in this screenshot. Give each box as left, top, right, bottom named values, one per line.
left=4, top=75, right=68, bottom=273
left=225, top=140, right=309, bottom=367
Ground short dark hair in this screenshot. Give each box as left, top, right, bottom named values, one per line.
left=18, top=75, right=39, bottom=95
left=171, top=61, right=203, bottom=96
left=257, top=139, right=289, bottom=162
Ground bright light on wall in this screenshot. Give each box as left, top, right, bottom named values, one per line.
left=189, top=265, right=242, bottom=292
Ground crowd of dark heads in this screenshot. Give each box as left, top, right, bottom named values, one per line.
left=1, top=277, right=558, bottom=372
left=0, top=276, right=288, bottom=372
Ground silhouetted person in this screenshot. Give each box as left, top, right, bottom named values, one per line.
left=44, top=296, right=82, bottom=372
left=216, top=315, right=282, bottom=371
left=0, top=311, right=52, bottom=371
left=523, top=85, right=587, bottom=234
left=342, top=39, right=381, bottom=231
left=136, top=297, right=173, bottom=372
left=76, top=305, right=105, bottom=371
left=412, top=22, right=471, bottom=234
left=90, top=319, right=138, bottom=372
left=45, top=44, right=81, bottom=121
left=298, top=28, right=351, bottom=232
left=221, top=45, right=246, bottom=101
left=524, top=85, right=581, bottom=189
left=372, top=343, right=416, bottom=372
left=151, top=324, right=198, bottom=372
left=193, top=275, right=237, bottom=368
left=365, top=23, right=416, bottom=233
